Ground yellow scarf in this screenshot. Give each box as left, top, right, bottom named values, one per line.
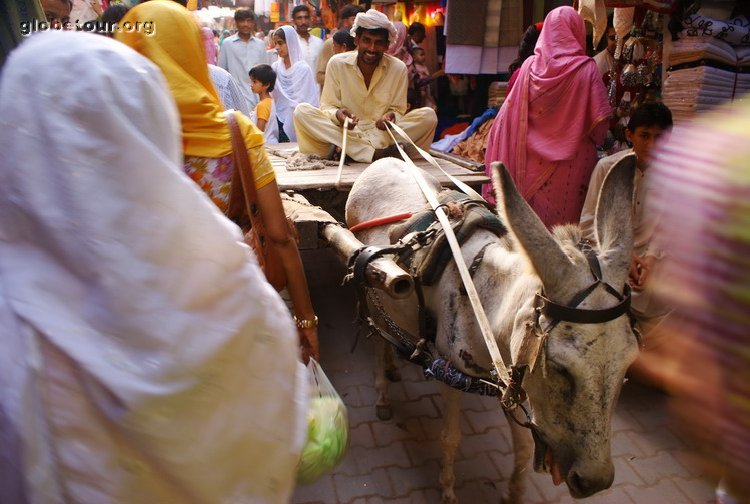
left=117, top=0, right=263, bottom=158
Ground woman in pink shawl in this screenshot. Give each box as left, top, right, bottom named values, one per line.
left=388, top=22, right=413, bottom=67
left=484, top=6, right=611, bottom=228
left=200, top=26, right=217, bottom=65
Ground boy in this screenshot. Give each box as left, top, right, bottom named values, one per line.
left=580, top=102, right=673, bottom=329
left=409, top=46, right=436, bottom=110
left=248, top=63, right=278, bottom=143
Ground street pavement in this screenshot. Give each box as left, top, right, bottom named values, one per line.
left=292, top=249, right=717, bottom=504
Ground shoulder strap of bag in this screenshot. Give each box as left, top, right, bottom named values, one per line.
left=225, top=110, right=259, bottom=227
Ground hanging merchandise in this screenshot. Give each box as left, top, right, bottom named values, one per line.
left=578, top=0, right=608, bottom=48
left=270, top=1, right=280, bottom=22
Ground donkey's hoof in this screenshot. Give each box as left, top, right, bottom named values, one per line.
left=385, top=367, right=402, bottom=382
left=375, top=404, right=393, bottom=421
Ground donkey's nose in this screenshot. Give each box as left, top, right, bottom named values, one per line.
left=567, top=465, right=614, bottom=498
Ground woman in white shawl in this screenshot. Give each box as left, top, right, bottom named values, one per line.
left=0, top=31, right=307, bottom=504
left=272, top=24, right=320, bottom=142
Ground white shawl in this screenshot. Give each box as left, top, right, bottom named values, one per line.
left=272, top=25, right=320, bottom=142
left=0, top=31, right=306, bottom=504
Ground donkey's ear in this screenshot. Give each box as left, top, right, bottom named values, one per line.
left=491, top=162, right=575, bottom=293
left=594, top=154, right=636, bottom=281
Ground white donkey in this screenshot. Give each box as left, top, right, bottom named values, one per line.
left=345, top=158, right=640, bottom=503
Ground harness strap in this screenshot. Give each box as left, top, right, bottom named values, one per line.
left=334, top=117, right=350, bottom=190
left=385, top=122, right=511, bottom=386
left=536, top=285, right=632, bottom=325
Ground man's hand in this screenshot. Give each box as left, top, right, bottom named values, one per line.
left=335, top=108, right=359, bottom=129
left=375, top=112, right=396, bottom=131
left=629, top=255, right=657, bottom=291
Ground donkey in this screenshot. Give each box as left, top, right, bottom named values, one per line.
left=344, top=157, right=640, bottom=503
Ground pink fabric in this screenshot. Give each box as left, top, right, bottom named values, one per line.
left=506, top=67, right=521, bottom=95
left=484, top=6, right=611, bottom=228
left=201, top=27, right=217, bottom=65
left=388, top=22, right=413, bottom=67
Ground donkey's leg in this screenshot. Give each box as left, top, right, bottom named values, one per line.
left=374, top=338, right=393, bottom=420
left=439, top=384, right=462, bottom=504
left=502, top=410, right=533, bottom=504
left=384, top=343, right=402, bottom=382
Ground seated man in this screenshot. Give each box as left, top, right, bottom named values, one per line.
left=294, top=9, right=437, bottom=163
left=580, top=102, right=673, bottom=332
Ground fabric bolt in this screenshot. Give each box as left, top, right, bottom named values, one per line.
left=445, top=0, right=522, bottom=50
left=483, top=0, right=502, bottom=48
left=217, top=33, right=269, bottom=110
left=484, top=6, right=610, bottom=227
left=388, top=22, right=413, bottom=67
left=682, top=14, right=750, bottom=46
left=444, top=45, right=516, bottom=75
left=208, top=64, right=252, bottom=117
left=0, top=30, right=306, bottom=504
left=118, top=1, right=264, bottom=158
left=445, top=0, right=488, bottom=46
left=272, top=25, right=320, bottom=142
left=662, top=65, right=739, bottom=123
left=669, top=34, right=737, bottom=66
left=294, top=50, right=437, bottom=162
left=452, top=117, right=496, bottom=163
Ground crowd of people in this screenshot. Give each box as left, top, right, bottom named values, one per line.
left=2, top=1, right=748, bottom=504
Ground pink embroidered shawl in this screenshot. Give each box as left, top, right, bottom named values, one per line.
left=484, top=6, right=610, bottom=209
left=201, top=26, right=217, bottom=65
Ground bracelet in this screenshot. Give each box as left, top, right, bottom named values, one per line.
left=293, top=315, right=318, bottom=329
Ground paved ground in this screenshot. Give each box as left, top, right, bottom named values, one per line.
left=293, top=249, right=717, bottom=504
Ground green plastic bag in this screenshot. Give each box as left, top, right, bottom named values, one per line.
left=296, top=358, right=349, bottom=485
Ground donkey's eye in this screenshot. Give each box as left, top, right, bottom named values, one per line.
left=548, top=362, right=576, bottom=401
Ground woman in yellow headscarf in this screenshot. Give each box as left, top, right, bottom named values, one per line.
left=118, top=0, right=318, bottom=362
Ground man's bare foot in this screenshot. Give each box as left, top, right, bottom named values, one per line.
left=325, top=144, right=342, bottom=161
left=372, top=142, right=406, bottom=161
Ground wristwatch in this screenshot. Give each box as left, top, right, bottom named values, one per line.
left=293, top=315, right=318, bottom=329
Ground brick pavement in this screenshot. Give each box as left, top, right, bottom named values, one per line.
left=294, top=250, right=717, bottom=504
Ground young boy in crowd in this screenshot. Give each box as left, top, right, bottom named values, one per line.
left=580, top=102, right=673, bottom=331
left=248, top=63, right=278, bottom=143
left=331, top=29, right=355, bottom=54
left=410, top=46, right=436, bottom=110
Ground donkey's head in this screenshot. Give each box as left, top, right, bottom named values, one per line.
left=491, top=158, right=640, bottom=498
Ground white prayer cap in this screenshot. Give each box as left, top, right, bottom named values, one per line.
left=350, top=9, right=398, bottom=43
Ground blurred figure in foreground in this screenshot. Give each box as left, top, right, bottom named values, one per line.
left=0, top=31, right=307, bottom=503
left=638, top=101, right=750, bottom=504
left=118, top=1, right=319, bottom=360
